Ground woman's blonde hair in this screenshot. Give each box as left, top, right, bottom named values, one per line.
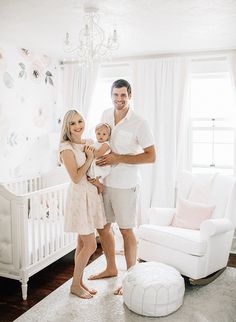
left=60, top=109, right=84, bottom=143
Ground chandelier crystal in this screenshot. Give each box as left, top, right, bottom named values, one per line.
left=64, top=7, right=119, bottom=65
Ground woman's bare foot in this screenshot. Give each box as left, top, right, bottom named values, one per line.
left=88, top=269, right=118, bottom=280
left=114, top=286, right=123, bottom=295
left=88, top=288, right=97, bottom=295
left=81, top=283, right=97, bottom=295
left=70, top=285, right=93, bottom=299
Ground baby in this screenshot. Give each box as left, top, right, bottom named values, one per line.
left=87, top=123, right=111, bottom=193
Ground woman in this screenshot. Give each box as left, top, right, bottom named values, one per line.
left=59, top=109, right=106, bottom=299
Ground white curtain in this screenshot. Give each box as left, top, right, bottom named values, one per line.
left=61, top=63, right=98, bottom=122
left=132, top=57, right=190, bottom=224
left=227, top=53, right=236, bottom=176
left=227, top=53, right=236, bottom=89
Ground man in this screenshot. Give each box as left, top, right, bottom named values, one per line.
left=89, top=79, right=156, bottom=295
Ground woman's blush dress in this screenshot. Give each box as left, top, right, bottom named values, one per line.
left=59, top=141, right=106, bottom=235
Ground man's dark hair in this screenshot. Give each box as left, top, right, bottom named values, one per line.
left=111, top=79, right=131, bottom=96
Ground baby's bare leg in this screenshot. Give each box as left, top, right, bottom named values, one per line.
left=95, top=177, right=104, bottom=194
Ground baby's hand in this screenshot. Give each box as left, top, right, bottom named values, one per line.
left=84, top=145, right=95, bottom=160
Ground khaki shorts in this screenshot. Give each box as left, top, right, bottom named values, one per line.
left=102, top=186, right=139, bottom=229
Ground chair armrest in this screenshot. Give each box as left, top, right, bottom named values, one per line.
left=148, top=207, right=176, bottom=226
left=200, top=218, right=234, bottom=238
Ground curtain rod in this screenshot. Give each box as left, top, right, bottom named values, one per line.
left=110, top=49, right=236, bottom=62
left=60, top=48, right=236, bottom=65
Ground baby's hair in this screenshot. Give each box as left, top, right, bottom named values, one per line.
left=95, top=123, right=112, bottom=137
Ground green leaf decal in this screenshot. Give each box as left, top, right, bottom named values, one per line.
left=49, top=77, right=54, bottom=86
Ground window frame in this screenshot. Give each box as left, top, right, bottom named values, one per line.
left=189, top=61, right=236, bottom=175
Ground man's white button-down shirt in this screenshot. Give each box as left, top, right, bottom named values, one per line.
left=101, top=107, right=154, bottom=189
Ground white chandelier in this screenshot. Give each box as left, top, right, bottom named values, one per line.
left=64, top=7, right=119, bottom=65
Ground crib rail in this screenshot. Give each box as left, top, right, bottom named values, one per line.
left=4, top=175, right=43, bottom=195
left=0, top=173, right=76, bottom=300
left=21, top=182, right=76, bottom=267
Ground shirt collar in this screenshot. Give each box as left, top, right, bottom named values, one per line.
left=125, top=107, right=133, bottom=120
left=112, top=107, right=133, bottom=126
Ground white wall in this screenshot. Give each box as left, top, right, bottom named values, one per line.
left=0, top=44, right=62, bottom=181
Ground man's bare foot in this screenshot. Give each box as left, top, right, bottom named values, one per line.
left=70, top=285, right=93, bottom=299
left=114, top=286, right=123, bottom=295
left=88, top=269, right=118, bottom=280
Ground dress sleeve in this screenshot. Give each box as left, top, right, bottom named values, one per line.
left=59, top=142, right=74, bottom=153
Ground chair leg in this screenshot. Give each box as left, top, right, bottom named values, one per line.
left=137, top=258, right=146, bottom=263
left=189, top=267, right=226, bottom=286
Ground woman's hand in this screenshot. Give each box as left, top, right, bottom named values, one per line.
left=84, top=145, right=95, bottom=161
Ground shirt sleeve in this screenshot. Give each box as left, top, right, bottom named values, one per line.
left=100, top=110, right=107, bottom=123
left=101, top=108, right=113, bottom=127
left=137, top=119, right=155, bottom=149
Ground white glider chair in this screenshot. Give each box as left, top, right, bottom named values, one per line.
left=138, top=171, right=236, bottom=283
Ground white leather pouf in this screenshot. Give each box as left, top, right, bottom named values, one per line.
left=122, top=262, right=185, bottom=317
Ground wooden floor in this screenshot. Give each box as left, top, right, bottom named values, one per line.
left=0, top=246, right=103, bottom=322
left=0, top=250, right=235, bottom=322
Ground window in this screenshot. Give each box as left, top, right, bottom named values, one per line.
left=87, top=64, right=131, bottom=139
left=190, top=59, right=236, bottom=175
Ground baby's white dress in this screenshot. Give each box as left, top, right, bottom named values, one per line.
left=59, top=141, right=106, bottom=235
left=87, top=141, right=111, bottom=179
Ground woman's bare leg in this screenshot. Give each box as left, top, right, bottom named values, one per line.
left=74, top=235, right=97, bottom=294
left=71, top=233, right=97, bottom=299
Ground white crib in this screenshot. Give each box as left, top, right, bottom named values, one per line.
left=0, top=168, right=77, bottom=300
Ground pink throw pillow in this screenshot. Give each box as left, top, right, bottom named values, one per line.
left=171, top=197, right=215, bottom=230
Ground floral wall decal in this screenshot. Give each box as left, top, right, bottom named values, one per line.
left=0, top=49, right=7, bottom=74
left=0, top=44, right=61, bottom=180
left=29, top=60, right=45, bottom=83
left=45, top=70, right=53, bottom=85
left=3, top=72, right=14, bottom=88
left=19, top=48, right=34, bottom=61
left=7, top=131, right=19, bottom=147
left=18, top=62, right=27, bottom=79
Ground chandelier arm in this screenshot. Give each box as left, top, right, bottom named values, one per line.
left=63, top=8, right=119, bottom=64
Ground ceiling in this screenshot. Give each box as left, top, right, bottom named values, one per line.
left=1, top=0, right=236, bottom=60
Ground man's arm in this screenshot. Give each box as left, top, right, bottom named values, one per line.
left=96, top=145, right=156, bottom=166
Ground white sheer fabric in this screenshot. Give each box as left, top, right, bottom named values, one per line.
left=227, top=53, right=236, bottom=177
left=227, top=53, right=236, bottom=90
left=61, top=63, right=98, bottom=123
left=132, top=57, right=190, bottom=223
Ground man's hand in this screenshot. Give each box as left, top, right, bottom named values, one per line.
left=96, top=152, right=119, bottom=166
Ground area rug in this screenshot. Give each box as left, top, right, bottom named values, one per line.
left=14, top=255, right=236, bottom=322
